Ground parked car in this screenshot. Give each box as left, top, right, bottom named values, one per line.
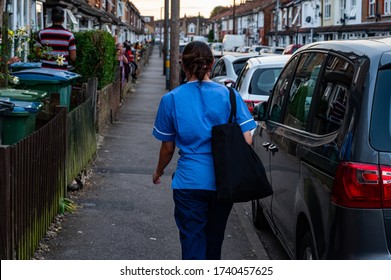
left=210, top=53, right=259, bottom=86
left=259, top=46, right=285, bottom=54
left=282, top=44, right=303, bottom=54
left=252, top=37, right=391, bottom=259
left=235, top=55, right=291, bottom=114
left=238, top=46, right=251, bottom=53
left=211, top=42, right=223, bottom=52
left=250, top=45, right=270, bottom=53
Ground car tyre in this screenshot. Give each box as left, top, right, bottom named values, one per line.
left=251, top=199, right=269, bottom=230
left=298, top=230, right=317, bottom=260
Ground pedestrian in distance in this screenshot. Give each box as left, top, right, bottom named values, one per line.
left=36, top=6, right=76, bottom=70
left=125, top=43, right=138, bottom=80
left=152, top=41, right=256, bottom=260
left=116, top=43, right=130, bottom=87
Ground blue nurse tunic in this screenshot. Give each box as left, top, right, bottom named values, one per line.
left=152, top=80, right=256, bottom=191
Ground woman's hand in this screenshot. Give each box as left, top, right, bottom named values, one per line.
left=153, top=170, right=164, bottom=184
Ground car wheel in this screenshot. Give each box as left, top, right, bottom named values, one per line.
left=251, top=199, right=269, bottom=230
left=298, top=231, right=317, bottom=260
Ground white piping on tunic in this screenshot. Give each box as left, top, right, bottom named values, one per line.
left=239, top=119, right=254, bottom=127
left=153, top=126, right=175, bottom=136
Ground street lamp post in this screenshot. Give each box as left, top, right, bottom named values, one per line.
left=160, top=6, right=163, bottom=58
left=274, top=0, right=279, bottom=47
left=232, top=0, right=236, bottom=35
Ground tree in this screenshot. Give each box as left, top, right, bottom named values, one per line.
left=208, top=30, right=214, bottom=42
left=210, top=6, right=226, bottom=18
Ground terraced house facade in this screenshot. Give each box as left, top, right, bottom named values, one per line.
left=207, top=0, right=391, bottom=46
left=1, top=0, right=147, bottom=59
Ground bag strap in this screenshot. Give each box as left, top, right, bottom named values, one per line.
left=227, top=87, right=237, bottom=124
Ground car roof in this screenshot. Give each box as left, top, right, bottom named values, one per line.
left=220, top=53, right=261, bottom=62
left=246, top=54, right=292, bottom=67
left=300, top=37, right=391, bottom=56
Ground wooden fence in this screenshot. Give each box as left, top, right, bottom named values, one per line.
left=0, top=108, right=67, bottom=260
left=66, top=78, right=98, bottom=186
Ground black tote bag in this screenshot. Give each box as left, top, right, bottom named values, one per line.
left=211, top=87, right=272, bottom=203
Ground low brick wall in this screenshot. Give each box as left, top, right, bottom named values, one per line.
left=96, top=67, right=121, bottom=134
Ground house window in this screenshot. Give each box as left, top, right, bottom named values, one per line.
left=32, top=1, right=44, bottom=31
left=369, top=0, right=375, bottom=17
left=65, top=9, right=78, bottom=31
left=117, top=1, right=124, bottom=17
left=350, top=0, right=357, bottom=19
left=288, top=7, right=293, bottom=26
left=385, top=0, right=391, bottom=15
left=340, top=0, right=346, bottom=20
left=283, top=8, right=288, bottom=28
left=292, top=6, right=301, bottom=25
left=324, top=0, right=331, bottom=19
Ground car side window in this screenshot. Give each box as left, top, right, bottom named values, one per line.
left=221, top=61, right=227, bottom=76
left=250, top=68, right=280, bottom=96
left=284, top=52, right=326, bottom=130
left=211, top=60, right=223, bottom=78
left=311, top=55, right=354, bottom=135
left=236, top=64, right=250, bottom=91
left=268, top=56, right=299, bottom=122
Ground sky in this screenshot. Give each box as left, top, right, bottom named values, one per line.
left=130, top=0, right=235, bottom=19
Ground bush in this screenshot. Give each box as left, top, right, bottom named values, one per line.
left=74, top=30, right=116, bottom=89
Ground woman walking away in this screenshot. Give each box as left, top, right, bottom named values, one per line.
left=152, top=41, right=256, bottom=260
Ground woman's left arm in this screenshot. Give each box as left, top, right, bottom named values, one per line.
left=243, top=131, right=253, bottom=145
left=153, top=141, right=175, bottom=184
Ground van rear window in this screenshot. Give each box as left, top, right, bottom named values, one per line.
left=370, top=68, right=391, bottom=151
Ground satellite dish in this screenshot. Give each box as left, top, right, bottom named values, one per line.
left=305, top=16, right=311, bottom=23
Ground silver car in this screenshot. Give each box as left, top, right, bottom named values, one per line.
left=235, top=55, right=291, bottom=114
left=210, top=54, right=260, bottom=86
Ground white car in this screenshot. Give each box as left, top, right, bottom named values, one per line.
left=210, top=53, right=260, bottom=86
left=235, top=55, right=291, bottom=114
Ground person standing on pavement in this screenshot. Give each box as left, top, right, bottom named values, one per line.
left=125, top=43, right=138, bottom=80
left=116, top=43, right=130, bottom=87
left=36, top=6, right=76, bottom=70
left=152, top=41, right=256, bottom=260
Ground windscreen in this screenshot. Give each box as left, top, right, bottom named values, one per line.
left=370, top=66, right=391, bottom=152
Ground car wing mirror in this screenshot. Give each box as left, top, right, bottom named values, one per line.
left=254, top=101, right=268, bottom=121
left=224, top=79, right=236, bottom=87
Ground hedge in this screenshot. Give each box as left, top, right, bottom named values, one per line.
left=74, top=30, right=116, bottom=89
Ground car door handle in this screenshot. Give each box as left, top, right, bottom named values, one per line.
left=269, top=144, right=279, bottom=154
left=262, top=141, right=271, bottom=149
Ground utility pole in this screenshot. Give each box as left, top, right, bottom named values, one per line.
left=169, top=0, right=180, bottom=90
left=164, top=0, right=170, bottom=88
left=159, top=7, right=163, bottom=58
left=274, top=0, right=279, bottom=47
left=232, top=0, right=235, bottom=34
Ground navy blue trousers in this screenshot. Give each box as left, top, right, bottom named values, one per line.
left=173, top=189, right=233, bottom=260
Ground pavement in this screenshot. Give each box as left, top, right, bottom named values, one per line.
left=40, top=46, right=269, bottom=260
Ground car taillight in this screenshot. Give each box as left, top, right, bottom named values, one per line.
left=331, top=162, right=391, bottom=208
left=244, top=100, right=255, bottom=113
left=382, top=166, right=391, bottom=207
left=244, top=101, right=261, bottom=114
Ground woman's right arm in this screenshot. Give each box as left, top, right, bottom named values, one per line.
left=153, top=141, right=175, bottom=184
